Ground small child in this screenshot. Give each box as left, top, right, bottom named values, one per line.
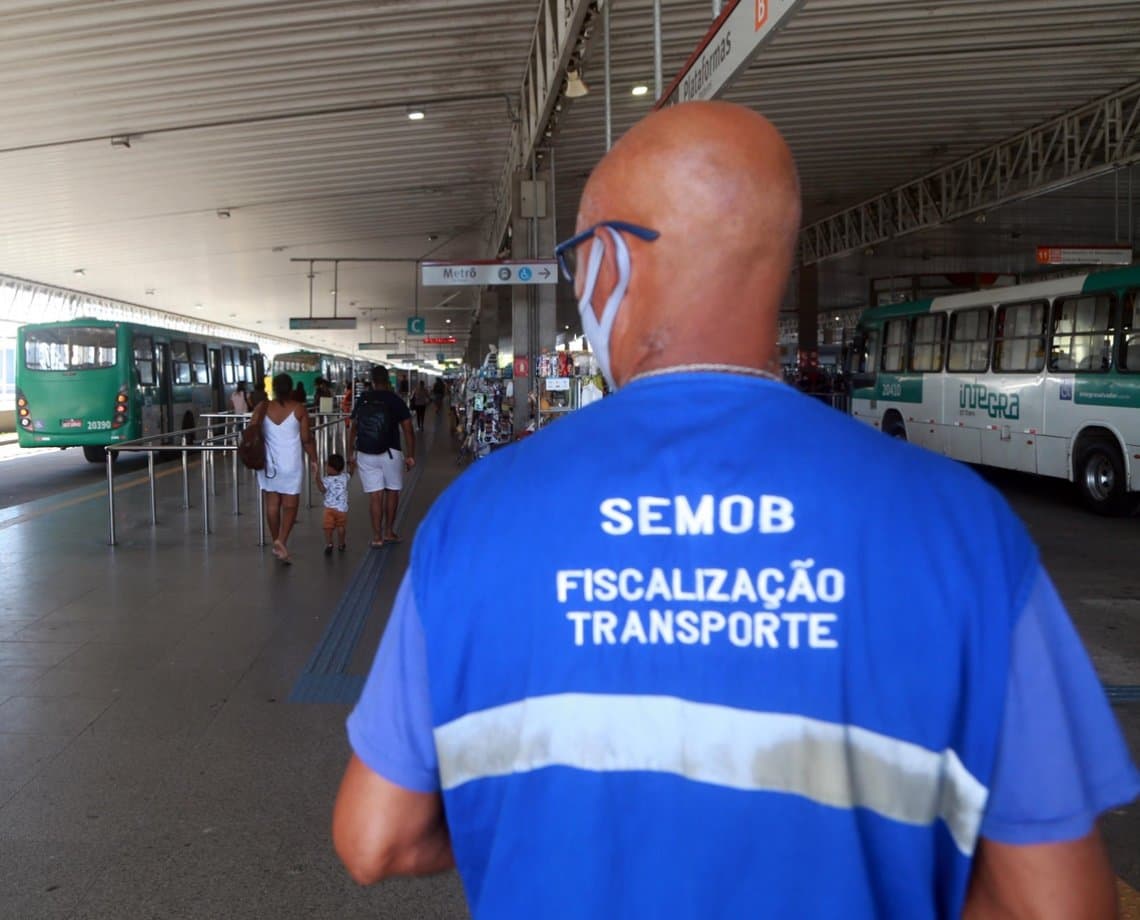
left=312, top=453, right=350, bottom=555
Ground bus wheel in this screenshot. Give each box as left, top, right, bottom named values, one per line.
left=883, top=415, right=907, bottom=441
left=82, top=445, right=109, bottom=464
left=1075, top=437, right=1138, bottom=516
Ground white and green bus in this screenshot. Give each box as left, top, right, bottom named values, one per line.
left=848, top=263, right=1140, bottom=515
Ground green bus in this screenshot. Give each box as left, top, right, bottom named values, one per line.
left=271, top=350, right=362, bottom=402
left=16, top=318, right=264, bottom=462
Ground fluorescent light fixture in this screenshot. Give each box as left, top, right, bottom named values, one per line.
left=565, top=69, right=589, bottom=98
left=407, top=107, right=426, bottom=121
left=216, top=209, right=231, bottom=219
left=631, top=85, right=649, bottom=97
left=110, top=135, right=131, bottom=149
left=73, top=268, right=86, bottom=276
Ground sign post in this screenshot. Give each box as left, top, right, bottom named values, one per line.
left=421, top=260, right=558, bottom=287
left=658, top=0, right=806, bottom=107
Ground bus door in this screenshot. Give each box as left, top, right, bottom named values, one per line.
left=980, top=301, right=1046, bottom=475
left=156, top=342, right=173, bottom=435
left=210, top=348, right=225, bottom=410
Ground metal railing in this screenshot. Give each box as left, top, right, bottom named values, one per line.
left=104, top=411, right=350, bottom=547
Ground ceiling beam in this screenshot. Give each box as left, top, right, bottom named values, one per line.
left=800, top=80, right=1140, bottom=265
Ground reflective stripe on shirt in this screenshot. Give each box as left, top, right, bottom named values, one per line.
left=433, top=692, right=988, bottom=856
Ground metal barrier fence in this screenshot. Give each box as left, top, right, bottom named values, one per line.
left=104, top=411, right=349, bottom=547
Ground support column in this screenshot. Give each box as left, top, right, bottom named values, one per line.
left=797, top=264, right=819, bottom=369
left=511, top=168, right=557, bottom=431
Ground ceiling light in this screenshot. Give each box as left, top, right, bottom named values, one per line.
left=407, top=107, right=426, bottom=121
left=110, top=135, right=131, bottom=149
left=193, top=303, right=204, bottom=310
left=631, top=85, right=649, bottom=97
left=145, top=288, right=156, bottom=295
left=329, top=289, right=336, bottom=295
left=445, top=318, right=452, bottom=324
left=565, top=69, right=590, bottom=98
left=216, top=209, right=231, bottom=219
left=73, top=268, right=86, bottom=276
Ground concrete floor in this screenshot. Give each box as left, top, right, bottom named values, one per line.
left=0, top=414, right=1136, bottom=919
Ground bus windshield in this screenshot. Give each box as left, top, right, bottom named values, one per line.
left=24, top=326, right=117, bottom=371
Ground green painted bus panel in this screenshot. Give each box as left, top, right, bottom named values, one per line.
left=1080, top=264, right=1140, bottom=295
left=16, top=318, right=258, bottom=451
left=857, top=298, right=935, bottom=327
left=876, top=373, right=924, bottom=403
left=1073, top=378, right=1140, bottom=410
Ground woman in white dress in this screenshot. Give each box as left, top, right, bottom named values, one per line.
left=250, top=373, right=317, bottom=564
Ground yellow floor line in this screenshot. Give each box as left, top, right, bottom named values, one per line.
left=0, top=462, right=199, bottom=532
left=1121, top=878, right=1140, bottom=920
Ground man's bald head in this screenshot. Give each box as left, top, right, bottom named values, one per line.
left=573, top=102, right=800, bottom=385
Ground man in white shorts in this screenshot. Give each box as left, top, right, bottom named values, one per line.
left=347, top=365, right=415, bottom=547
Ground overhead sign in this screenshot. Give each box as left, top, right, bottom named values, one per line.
left=437, top=352, right=447, bottom=362
left=421, top=260, right=558, bottom=286
left=659, top=0, right=806, bottom=106
left=358, top=342, right=402, bottom=351
left=407, top=316, right=427, bottom=335
left=386, top=352, right=417, bottom=360
left=423, top=336, right=457, bottom=344
left=289, top=317, right=357, bottom=330
left=1036, top=245, right=1132, bottom=266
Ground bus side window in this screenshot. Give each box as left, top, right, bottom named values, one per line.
left=1050, top=294, right=1114, bottom=373
left=881, top=319, right=907, bottom=372
left=171, top=340, right=192, bottom=384
left=994, top=301, right=1046, bottom=373
left=1118, top=290, right=1140, bottom=373
left=133, top=335, right=156, bottom=385
left=909, top=313, right=946, bottom=373
left=190, top=343, right=210, bottom=384
left=948, top=308, right=991, bottom=373
left=222, top=347, right=235, bottom=384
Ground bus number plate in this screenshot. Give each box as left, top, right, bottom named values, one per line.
left=86, top=420, right=111, bottom=430
left=60, top=418, right=82, bottom=429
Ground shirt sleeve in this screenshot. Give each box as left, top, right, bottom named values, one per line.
left=346, top=571, right=440, bottom=793
left=980, top=564, right=1140, bottom=843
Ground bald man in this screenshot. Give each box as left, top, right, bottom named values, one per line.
left=333, top=102, right=1137, bottom=918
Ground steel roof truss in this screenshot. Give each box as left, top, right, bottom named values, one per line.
left=801, top=80, right=1140, bottom=265
left=487, top=0, right=593, bottom=253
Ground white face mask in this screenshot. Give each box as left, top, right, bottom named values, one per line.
left=577, top=226, right=633, bottom=390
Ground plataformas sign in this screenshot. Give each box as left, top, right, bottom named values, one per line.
left=659, top=0, right=806, bottom=106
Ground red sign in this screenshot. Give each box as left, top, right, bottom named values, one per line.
left=423, top=336, right=456, bottom=344
left=1036, top=245, right=1132, bottom=266
left=514, top=356, right=530, bottom=378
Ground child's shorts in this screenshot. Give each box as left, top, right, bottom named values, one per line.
left=323, top=508, right=348, bottom=530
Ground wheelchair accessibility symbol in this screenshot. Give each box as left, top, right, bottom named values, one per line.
left=518, top=267, right=533, bottom=281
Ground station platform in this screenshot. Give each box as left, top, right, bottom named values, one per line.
left=1, top=409, right=1138, bottom=918
left=0, top=410, right=470, bottom=919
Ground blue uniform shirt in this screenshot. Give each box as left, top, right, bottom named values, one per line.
left=348, top=373, right=1139, bottom=918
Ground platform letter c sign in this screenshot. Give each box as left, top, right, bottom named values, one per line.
left=755, top=0, right=768, bottom=29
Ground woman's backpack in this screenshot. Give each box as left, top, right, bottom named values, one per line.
left=238, top=413, right=266, bottom=470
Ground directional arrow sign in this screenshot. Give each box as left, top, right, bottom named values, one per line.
left=421, top=260, right=559, bottom=287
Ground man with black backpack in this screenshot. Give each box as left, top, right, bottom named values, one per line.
left=347, top=365, right=415, bottom=547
